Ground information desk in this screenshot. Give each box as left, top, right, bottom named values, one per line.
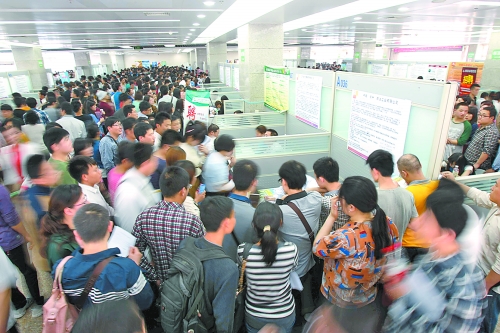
left=213, top=112, right=286, bottom=138
left=234, top=132, right=331, bottom=189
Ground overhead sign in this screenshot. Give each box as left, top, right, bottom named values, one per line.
left=133, top=46, right=143, bottom=50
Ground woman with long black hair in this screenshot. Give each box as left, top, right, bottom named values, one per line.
left=313, top=176, right=398, bottom=333
left=239, top=202, right=298, bottom=333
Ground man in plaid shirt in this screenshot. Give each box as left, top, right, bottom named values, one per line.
left=312, top=157, right=348, bottom=230
left=132, top=166, right=205, bottom=283
left=384, top=179, right=486, bottom=333
left=464, top=106, right=499, bottom=171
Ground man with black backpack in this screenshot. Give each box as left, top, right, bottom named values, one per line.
left=161, top=197, right=239, bottom=333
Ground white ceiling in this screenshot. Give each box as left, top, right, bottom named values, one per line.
left=0, top=0, right=498, bottom=53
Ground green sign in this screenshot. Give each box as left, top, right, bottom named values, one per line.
left=354, top=52, right=360, bottom=59
left=38, top=60, right=43, bottom=68
left=376, top=44, right=382, bottom=47
left=468, top=52, right=475, bottom=58
left=492, top=49, right=500, bottom=60
left=240, top=55, right=245, bottom=62
left=264, top=66, right=290, bottom=112
left=133, top=46, right=143, bottom=50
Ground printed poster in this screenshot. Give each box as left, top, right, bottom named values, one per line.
left=295, top=74, right=322, bottom=128
left=264, top=66, right=290, bottom=112
left=446, top=62, right=483, bottom=87
left=348, top=90, right=412, bottom=165
left=184, top=90, right=210, bottom=125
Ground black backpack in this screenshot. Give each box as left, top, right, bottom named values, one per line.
left=161, top=237, right=229, bottom=333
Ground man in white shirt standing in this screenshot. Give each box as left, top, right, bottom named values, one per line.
left=68, top=155, right=114, bottom=216
left=56, top=101, right=86, bottom=143
left=114, top=143, right=160, bottom=232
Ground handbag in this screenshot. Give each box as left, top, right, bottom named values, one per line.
left=42, top=256, right=114, bottom=333
left=233, top=243, right=253, bottom=333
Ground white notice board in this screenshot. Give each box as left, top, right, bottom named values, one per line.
left=347, top=90, right=412, bottom=162
left=0, top=77, right=11, bottom=98
left=295, top=74, right=322, bottom=128
left=233, top=67, right=240, bottom=91
left=9, top=75, right=30, bottom=93
left=225, top=66, right=231, bottom=87
left=372, top=64, right=387, bottom=76
left=389, top=63, right=408, bottom=78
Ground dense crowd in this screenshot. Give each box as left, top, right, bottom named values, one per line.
left=0, top=65, right=498, bottom=333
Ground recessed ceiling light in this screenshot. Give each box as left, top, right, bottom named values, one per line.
left=284, top=32, right=289, bottom=35
left=353, top=16, right=362, bottom=20
left=301, top=28, right=308, bottom=31
left=190, top=29, right=196, bottom=31
left=193, top=23, right=200, bottom=26
left=188, top=33, right=192, bottom=35
left=197, top=14, right=206, bottom=18
left=204, top=1, right=215, bottom=6
left=398, top=7, right=409, bottom=11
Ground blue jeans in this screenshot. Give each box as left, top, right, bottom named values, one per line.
left=245, top=311, right=295, bottom=333
left=479, top=290, right=500, bottom=333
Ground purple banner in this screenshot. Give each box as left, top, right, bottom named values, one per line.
left=393, top=46, right=463, bottom=53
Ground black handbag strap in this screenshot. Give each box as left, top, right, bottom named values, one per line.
left=75, top=256, right=114, bottom=309
left=231, top=231, right=240, bottom=245
left=287, top=202, right=314, bottom=245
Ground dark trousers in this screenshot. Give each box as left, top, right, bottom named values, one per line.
left=292, top=269, right=315, bottom=325
left=6, top=245, right=43, bottom=307
left=479, top=289, right=500, bottom=333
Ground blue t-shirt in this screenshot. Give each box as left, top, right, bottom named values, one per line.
left=112, top=92, right=122, bottom=110
left=150, top=157, right=167, bottom=190
left=26, top=185, right=52, bottom=227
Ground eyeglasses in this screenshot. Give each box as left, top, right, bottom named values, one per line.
left=73, top=194, right=88, bottom=208
left=478, top=113, right=492, bottom=118
left=112, top=123, right=122, bottom=127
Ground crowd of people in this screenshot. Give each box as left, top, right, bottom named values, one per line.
left=0, top=65, right=498, bottom=333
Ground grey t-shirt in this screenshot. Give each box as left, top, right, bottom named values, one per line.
left=222, top=196, right=256, bottom=262
left=377, top=187, right=418, bottom=242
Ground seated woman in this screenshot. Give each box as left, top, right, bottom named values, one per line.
left=442, top=153, right=473, bottom=177
left=40, top=184, right=88, bottom=269
left=239, top=202, right=298, bottom=333
left=313, top=176, right=398, bottom=333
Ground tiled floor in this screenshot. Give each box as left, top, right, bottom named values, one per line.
left=12, top=270, right=500, bottom=333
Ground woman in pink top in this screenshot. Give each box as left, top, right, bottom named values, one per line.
left=107, top=141, right=134, bottom=202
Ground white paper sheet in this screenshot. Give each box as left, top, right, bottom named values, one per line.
left=108, top=226, right=136, bottom=257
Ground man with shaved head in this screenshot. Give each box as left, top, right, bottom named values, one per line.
left=397, top=154, right=439, bottom=262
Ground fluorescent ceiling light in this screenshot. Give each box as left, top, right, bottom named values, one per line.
left=322, top=24, right=330, bottom=27
left=193, top=23, right=200, bottom=26
left=353, top=16, right=363, bottom=21
left=0, top=19, right=180, bottom=25
left=119, top=46, right=132, bottom=48
left=460, top=1, right=500, bottom=5
left=5, top=31, right=179, bottom=37
left=0, top=8, right=223, bottom=12
left=71, top=47, right=87, bottom=50
left=164, top=44, right=176, bottom=47
left=197, top=14, right=206, bottom=18
left=194, top=0, right=293, bottom=44
left=284, top=32, right=289, bottom=35
left=190, top=29, right=196, bottom=31
left=283, top=0, right=417, bottom=31
left=188, top=33, right=192, bottom=35
left=204, top=1, right=215, bottom=6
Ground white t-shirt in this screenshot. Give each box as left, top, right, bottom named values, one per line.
left=0, top=249, right=18, bottom=330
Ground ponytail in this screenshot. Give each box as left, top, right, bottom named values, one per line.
left=261, top=226, right=278, bottom=265
left=371, top=205, right=391, bottom=260
left=252, top=202, right=282, bottom=266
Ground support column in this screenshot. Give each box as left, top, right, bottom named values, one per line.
left=197, top=48, right=207, bottom=71
left=73, top=52, right=92, bottom=77
left=11, top=46, right=48, bottom=89
left=480, top=32, right=500, bottom=91
left=100, top=53, right=113, bottom=74
left=352, top=42, right=376, bottom=73
left=465, top=45, right=477, bottom=62
left=237, top=24, right=284, bottom=101
left=207, top=42, right=227, bottom=81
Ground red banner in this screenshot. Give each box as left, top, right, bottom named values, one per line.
left=459, top=67, right=478, bottom=95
